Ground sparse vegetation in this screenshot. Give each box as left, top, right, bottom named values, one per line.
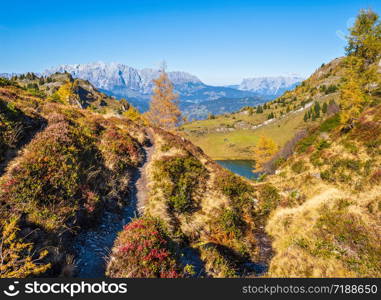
left=153, top=156, right=208, bottom=213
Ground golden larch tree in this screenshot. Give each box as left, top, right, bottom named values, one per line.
left=148, top=71, right=181, bottom=129
left=253, top=136, right=278, bottom=171
left=339, top=57, right=368, bottom=126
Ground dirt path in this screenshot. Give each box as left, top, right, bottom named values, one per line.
left=136, top=128, right=155, bottom=215
left=73, top=129, right=155, bottom=278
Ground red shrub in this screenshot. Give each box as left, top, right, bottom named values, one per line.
left=106, top=218, right=182, bottom=278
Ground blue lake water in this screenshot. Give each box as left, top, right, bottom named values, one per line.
left=216, top=160, right=258, bottom=180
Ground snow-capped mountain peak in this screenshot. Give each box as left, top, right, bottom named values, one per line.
left=44, top=62, right=204, bottom=94
left=239, top=76, right=304, bottom=97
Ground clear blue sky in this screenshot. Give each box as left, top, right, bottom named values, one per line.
left=0, top=0, right=380, bottom=85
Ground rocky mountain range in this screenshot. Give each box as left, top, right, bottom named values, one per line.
left=238, top=75, right=304, bottom=97
left=1, top=63, right=303, bottom=120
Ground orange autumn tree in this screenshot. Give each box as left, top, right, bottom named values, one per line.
left=253, top=136, right=278, bottom=171
left=147, top=67, right=182, bottom=129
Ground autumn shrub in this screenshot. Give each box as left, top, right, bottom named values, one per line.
left=154, top=156, right=208, bottom=213
left=199, top=244, right=237, bottom=278
left=217, top=209, right=245, bottom=239
left=365, top=139, right=381, bottom=155
left=321, top=168, right=336, bottom=182
left=297, top=133, right=318, bottom=153
left=160, top=144, right=172, bottom=152
left=0, top=99, right=42, bottom=161
left=106, top=218, right=182, bottom=278
left=310, top=151, right=325, bottom=167
left=333, top=159, right=361, bottom=172
left=99, top=126, right=142, bottom=171
left=257, top=184, right=280, bottom=218
left=0, top=119, right=102, bottom=229
left=319, top=114, right=341, bottom=132
left=263, top=129, right=308, bottom=173
left=291, top=160, right=308, bottom=174
left=351, top=120, right=381, bottom=142
left=325, top=84, right=338, bottom=94
left=216, top=172, right=256, bottom=212
left=310, top=202, right=381, bottom=276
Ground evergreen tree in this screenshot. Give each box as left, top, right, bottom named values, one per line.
left=314, top=102, right=321, bottom=118
left=322, top=102, right=328, bottom=114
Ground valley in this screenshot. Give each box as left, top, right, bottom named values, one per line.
left=0, top=7, right=380, bottom=280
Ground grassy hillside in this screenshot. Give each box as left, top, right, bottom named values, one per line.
left=265, top=100, right=381, bottom=277
left=0, top=76, right=275, bottom=278
left=1, top=8, right=380, bottom=279
left=107, top=127, right=279, bottom=277
left=0, top=77, right=150, bottom=277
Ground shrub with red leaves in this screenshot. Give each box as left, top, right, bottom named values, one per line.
left=99, top=126, right=142, bottom=171
left=106, top=217, right=182, bottom=278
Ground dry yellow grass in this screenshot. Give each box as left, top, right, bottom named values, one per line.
left=266, top=183, right=381, bottom=277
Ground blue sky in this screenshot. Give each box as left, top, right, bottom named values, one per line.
left=0, top=0, right=380, bottom=85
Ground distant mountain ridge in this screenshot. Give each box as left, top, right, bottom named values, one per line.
left=239, top=76, right=304, bottom=97
left=45, top=62, right=204, bottom=96
left=44, top=62, right=267, bottom=119
left=1, top=63, right=303, bottom=120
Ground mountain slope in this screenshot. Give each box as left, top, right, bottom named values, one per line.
left=180, top=58, right=344, bottom=159
left=0, top=77, right=274, bottom=278
left=265, top=99, right=381, bottom=277
left=42, top=63, right=301, bottom=120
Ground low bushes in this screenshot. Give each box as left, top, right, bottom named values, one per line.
left=319, top=114, right=341, bottom=132
left=0, top=99, right=42, bottom=163
left=257, top=184, right=280, bottom=218
left=215, top=172, right=256, bottom=212
left=267, top=196, right=381, bottom=277
left=297, top=134, right=318, bottom=153
left=99, top=126, right=142, bottom=171
left=217, top=209, right=245, bottom=239
left=154, top=156, right=208, bottom=213
left=106, top=218, right=182, bottom=278
left=0, top=119, right=102, bottom=229
left=291, top=161, right=308, bottom=174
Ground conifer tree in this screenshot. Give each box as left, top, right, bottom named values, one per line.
left=148, top=65, right=181, bottom=129
left=322, top=102, right=328, bottom=114
left=314, top=102, right=321, bottom=118
left=253, top=136, right=278, bottom=171
left=346, top=9, right=381, bottom=65
left=339, top=58, right=367, bottom=126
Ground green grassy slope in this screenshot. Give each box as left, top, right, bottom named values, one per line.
left=180, top=58, right=344, bottom=160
